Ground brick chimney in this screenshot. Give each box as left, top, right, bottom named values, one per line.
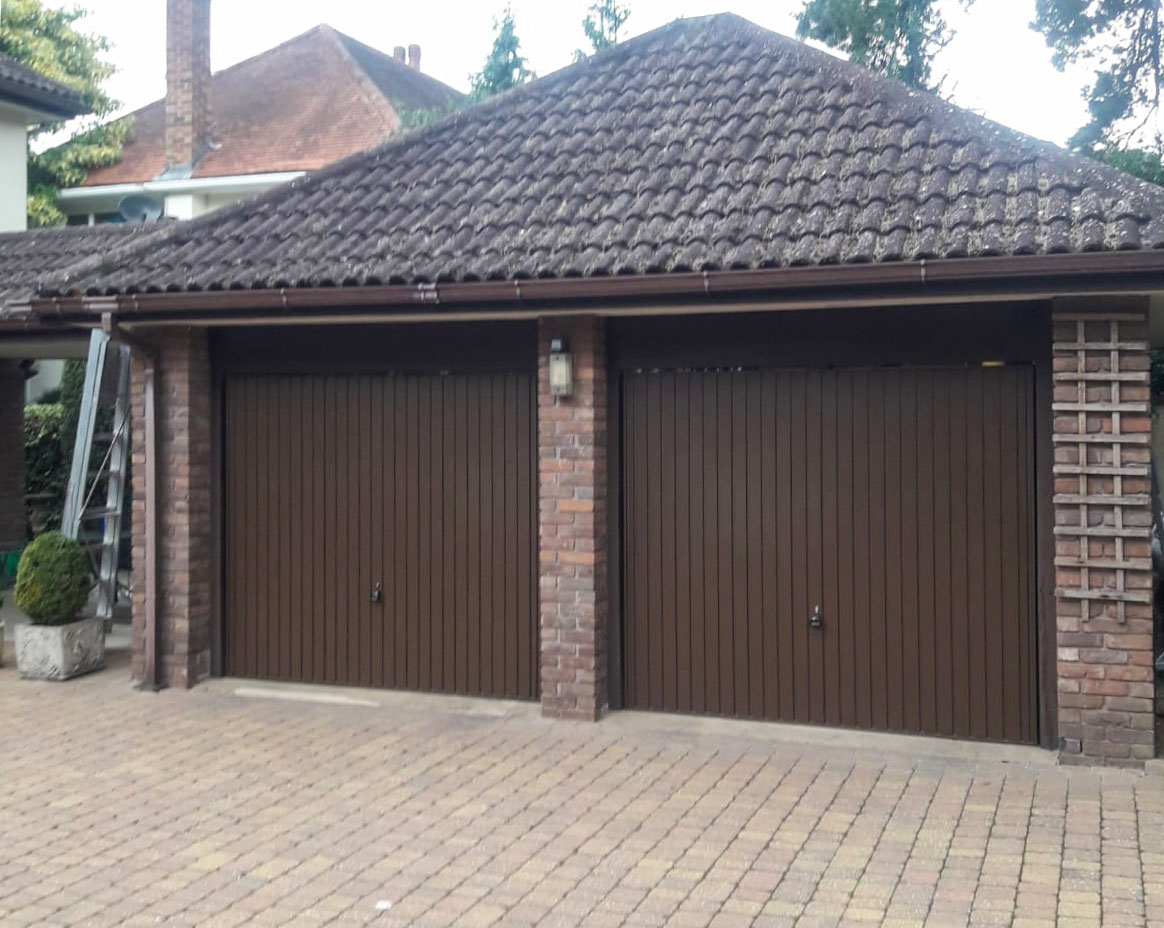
left=393, top=46, right=406, bottom=64
left=165, top=0, right=212, bottom=175
left=408, top=44, right=421, bottom=71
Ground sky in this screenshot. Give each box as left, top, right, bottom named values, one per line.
left=31, top=0, right=1094, bottom=148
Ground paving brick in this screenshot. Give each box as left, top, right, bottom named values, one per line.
left=2, top=649, right=1163, bottom=926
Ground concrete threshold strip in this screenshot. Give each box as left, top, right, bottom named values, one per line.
left=211, top=677, right=536, bottom=720
left=208, top=677, right=1055, bottom=768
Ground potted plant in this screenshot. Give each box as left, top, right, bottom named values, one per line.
left=13, top=532, right=103, bottom=680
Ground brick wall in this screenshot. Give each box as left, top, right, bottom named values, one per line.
left=537, top=317, right=609, bottom=720
left=130, top=329, right=212, bottom=687
left=0, top=362, right=25, bottom=551
left=165, top=0, right=212, bottom=171
left=1052, top=298, right=1155, bottom=766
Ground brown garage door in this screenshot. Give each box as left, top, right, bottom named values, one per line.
left=621, top=366, right=1038, bottom=743
left=224, top=373, right=537, bottom=699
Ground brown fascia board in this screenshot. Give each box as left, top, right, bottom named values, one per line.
left=24, top=249, right=1164, bottom=323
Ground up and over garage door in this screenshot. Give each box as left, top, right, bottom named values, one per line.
left=223, top=367, right=538, bottom=700
left=620, top=364, right=1039, bottom=743
left=219, top=314, right=1042, bottom=744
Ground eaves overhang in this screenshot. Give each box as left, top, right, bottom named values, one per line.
left=15, top=250, right=1164, bottom=330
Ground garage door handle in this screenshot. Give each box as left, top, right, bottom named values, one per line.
left=809, top=605, right=822, bottom=629
left=371, top=582, right=383, bottom=604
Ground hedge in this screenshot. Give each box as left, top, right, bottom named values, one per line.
left=23, top=403, right=66, bottom=534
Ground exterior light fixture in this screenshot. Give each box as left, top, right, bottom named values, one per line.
left=548, top=336, right=573, bottom=397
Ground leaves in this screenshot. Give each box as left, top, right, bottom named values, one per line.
left=796, top=0, right=967, bottom=93
left=0, top=0, right=125, bottom=226
left=469, top=7, right=534, bottom=101
left=1033, top=0, right=1162, bottom=155
left=578, top=0, right=631, bottom=58
left=1099, top=145, right=1164, bottom=185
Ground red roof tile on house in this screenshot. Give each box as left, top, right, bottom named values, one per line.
left=81, top=25, right=463, bottom=186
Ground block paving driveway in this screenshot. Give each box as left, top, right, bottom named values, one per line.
left=2, top=647, right=1164, bottom=927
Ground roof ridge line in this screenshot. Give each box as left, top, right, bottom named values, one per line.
left=56, top=14, right=743, bottom=270
left=316, top=25, right=401, bottom=134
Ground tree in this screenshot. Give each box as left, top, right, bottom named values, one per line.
left=0, top=0, right=128, bottom=226
left=578, top=0, right=631, bottom=58
left=469, top=7, right=534, bottom=101
left=1033, top=0, right=1161, bottom=154
left=796, top=0, right=966, bottom=93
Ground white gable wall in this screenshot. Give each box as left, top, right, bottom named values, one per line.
left=0, top=105, right=27, bottom=231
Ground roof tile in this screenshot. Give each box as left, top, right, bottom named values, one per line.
left=53, top=13, right=1164, bottom=297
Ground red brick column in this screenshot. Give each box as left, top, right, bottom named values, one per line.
left=130, top=328, right=212, bottom=687
left=0, top=362, right=26, bottom=551
left=1053, top=299, right=1155, bottom=766
left=538, top=316, right=609, bottom=720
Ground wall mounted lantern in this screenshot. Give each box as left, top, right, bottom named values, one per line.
left=548, top=336, right=573, bottom=397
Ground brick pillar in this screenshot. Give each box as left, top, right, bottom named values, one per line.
left=130, top=328, right=212, bottom=687
left=1053, top=299, right=1155, bottom=766
left=538, top=316, right=609, bottom=720
left=0, top=362, right=26, bottom=550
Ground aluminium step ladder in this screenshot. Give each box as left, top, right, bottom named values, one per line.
left=62, top=330, right=132, bottom=628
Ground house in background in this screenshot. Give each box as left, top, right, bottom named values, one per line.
left=0, top=53, right=88, bottom=231
left=58, top=0, right=462, bottom=225
left=0, top=55, right=95, bottom=551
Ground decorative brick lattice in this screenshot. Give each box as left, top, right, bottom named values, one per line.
left=1052, top=306, right=1155, bottom=765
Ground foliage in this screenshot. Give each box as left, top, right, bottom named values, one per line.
left=397, top=103, right=460, bottom=131
left=0, top=0, right=128, bottom=226
left=1033, top=0, right=1161, bottom=154
left=14, top=531, right=91, bottom=626
left=23, top=403, right=66, bottom=534
left=577, top=0, right=631, bottom=59
left=796, top=0, right=969, bottom=92
left=470, top=7, right=534, bottom=101
left=58, top=358, right=86, bottom=463
left=28, top=118, right=132, bottom=227
left=1099, top=146, right=1164, bottom=185
left=1153, top=348, right=1164, bottom=404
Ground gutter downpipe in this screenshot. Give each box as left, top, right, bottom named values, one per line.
left=101, top=313, right=162, bottom=691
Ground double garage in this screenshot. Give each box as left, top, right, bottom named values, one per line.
left=217, top=303, right=1048, bottom=745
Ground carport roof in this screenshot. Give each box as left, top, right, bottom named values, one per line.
left=0, top=224, right=156, bottom=312
left=45, top=13, right=1164, bottom=298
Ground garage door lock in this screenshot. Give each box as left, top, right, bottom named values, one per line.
left=809, top=605, right=822, bottom=629
left=371, top=582, right=383, bottom=604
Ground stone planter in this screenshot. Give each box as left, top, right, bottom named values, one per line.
left=15, top=617, right=104, bottom=680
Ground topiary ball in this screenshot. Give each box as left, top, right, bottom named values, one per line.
left=14, top=532, right=92, bottom=626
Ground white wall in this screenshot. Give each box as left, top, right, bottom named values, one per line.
left=25, top=360, right=64, bottom=404
left=0, top=108, right=27, bottom=231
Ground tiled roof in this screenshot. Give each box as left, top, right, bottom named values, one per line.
left=0, top=53, right=88, bottom=120
left=0, top=225, right=155, bottom=310
left=57, top=14, right=1164, bottom=297
left=80, top=25, right=463, bottom=186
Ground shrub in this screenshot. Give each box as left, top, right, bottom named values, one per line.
left=58, top=358, right=86, bottom=458
left=14, top=532, right=91, bottom=626
left=24, top=403, right=66, bottom=533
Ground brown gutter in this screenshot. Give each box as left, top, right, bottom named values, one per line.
left=23, top=250, right=1164, bottom=320
left=101, top=314, right=162, bottom=691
